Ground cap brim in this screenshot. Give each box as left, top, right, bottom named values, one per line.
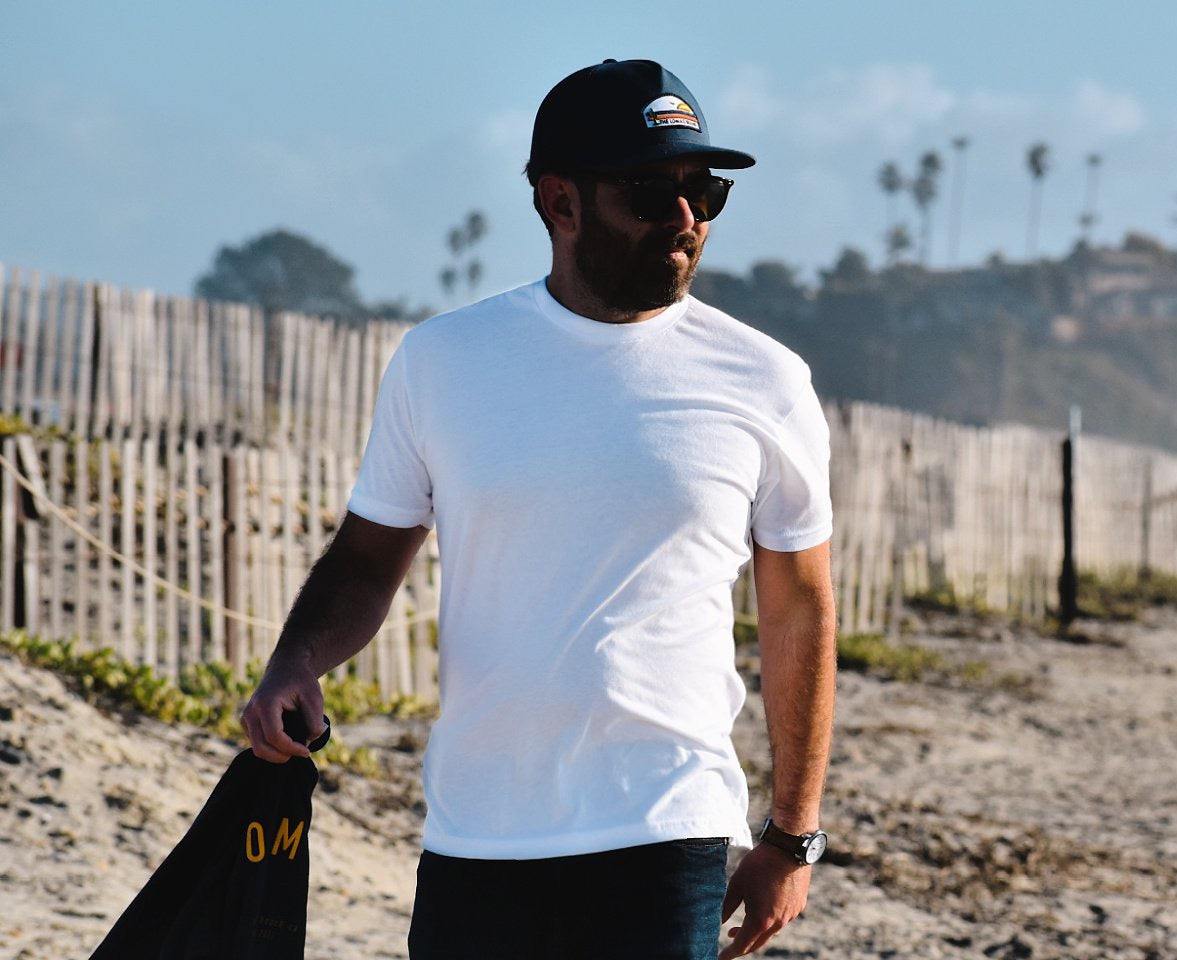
left=588, top=143, right=756, bottom=172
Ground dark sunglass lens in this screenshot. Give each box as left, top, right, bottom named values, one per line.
left=688, top=177, right=731, bottom=222
left=629, top=178, right=680, bottom=221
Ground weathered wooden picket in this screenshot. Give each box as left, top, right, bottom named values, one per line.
left=2, top=263, right=1176, bottom=699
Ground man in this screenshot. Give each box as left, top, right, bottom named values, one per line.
left=242, top=59, right=836, bottom=960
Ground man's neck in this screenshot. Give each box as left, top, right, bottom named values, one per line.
left=545, top=266, right=676, bottom=326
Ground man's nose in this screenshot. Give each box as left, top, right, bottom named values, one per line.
left=662, top=193, right=697, bottom=230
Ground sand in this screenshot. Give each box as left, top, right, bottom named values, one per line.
left=2, top=606, right=1174, bottom=959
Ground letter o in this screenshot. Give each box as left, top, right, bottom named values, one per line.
left=245, top=821, right=265, bottom=863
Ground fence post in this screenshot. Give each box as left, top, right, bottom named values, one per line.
left=1141, top=457, right=1153, bottom=584
left=223, top=450, right=240, bottom=670
left=1058, top=408, right=1080, bottom=626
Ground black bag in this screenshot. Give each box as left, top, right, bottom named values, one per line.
left=90, top=713, right=331, bottom=960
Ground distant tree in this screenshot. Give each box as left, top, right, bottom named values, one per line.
left=885, top=223, right=914, bottom=264
left=1025, top=142, right=1051, bottom=259
left=441, top=210, right=489, bottom=300
left=749, top=258, right=800, bottom=292
left=1079, top=153, right=1102, bottom=243
left=877, top=161, right=905, bottom=261
left=910, top=151, right=943, bottom=266
left=820, top=247, right=872, bottom=288
left=1121, top=231, right=1168, bottom=257
left=194, top=229, right=365, bottom=317
left=368, top=298, right=432, bottom=323
left=947, top=136, right=970, bottom=265
left=465, top=211, right=488, bottom=245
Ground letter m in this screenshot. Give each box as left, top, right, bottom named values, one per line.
left=271, top=817, right=306, bottom=860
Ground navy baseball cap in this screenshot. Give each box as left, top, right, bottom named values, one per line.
left=526, top=59, right=755, bottom=184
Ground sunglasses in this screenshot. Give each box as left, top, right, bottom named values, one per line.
left=579, top=172, right=735, bottom=223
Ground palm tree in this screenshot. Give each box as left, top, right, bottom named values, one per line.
left=911, top=150, right=942, bottom=266
left=885, top=223, right=914, bottom=265
left=1025, top=142, right=1050, bottom=259
left=877, top=162, right=904, bottom=262
left=466, top=211, right=488, bottom=245
left=947, top=136, right=970, bottom=265
left=1079, top=153, right=1102, bottom=243
left=440, top=210, right=490, bottom=299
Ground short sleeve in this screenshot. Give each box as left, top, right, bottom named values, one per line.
left=749, top=382, right=833, bottom=552
left=347, top=341, right=435, bottom=529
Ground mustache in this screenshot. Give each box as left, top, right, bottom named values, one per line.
left=646, top=231, right=700, bottom=258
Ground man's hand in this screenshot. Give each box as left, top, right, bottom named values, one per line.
left=240, top=515, right=428, bottom=763
left=240, top=656, right=326, bottom=763
left=718, top=843, right=811, bottom=959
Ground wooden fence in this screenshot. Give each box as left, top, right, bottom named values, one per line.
left=2, top=264, right=1177, bottom=698
left=825, top=405, right=1177, bottom=632
left=0, top=264, right=409, bottom=455
left=0, top=433, right=439, bottom=698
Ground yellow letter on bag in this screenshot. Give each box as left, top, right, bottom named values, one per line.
left=271, top=817, right=306, bottom=860
left=245, top=821, right=265, bottom=863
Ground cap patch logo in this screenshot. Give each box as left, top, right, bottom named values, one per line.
left=643, top=96, right=700, bottom=132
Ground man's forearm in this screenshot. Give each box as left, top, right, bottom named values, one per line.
left=759, top=601, right=837, bottom=832
left=752, top=540, right=838, bottom=834
left=271, top=550, right=397, bottom=676
left=269, top=515, right=429, bottom=677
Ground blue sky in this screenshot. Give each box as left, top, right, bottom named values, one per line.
left=2, top=1, right=1175, bottom=311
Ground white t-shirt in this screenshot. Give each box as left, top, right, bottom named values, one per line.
left=348, top=280, right=832, bottom=859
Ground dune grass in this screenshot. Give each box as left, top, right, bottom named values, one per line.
left=0, top=630, right=429, bottom=774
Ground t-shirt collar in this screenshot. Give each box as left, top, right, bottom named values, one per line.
left=531, top=279, right=689, bottom=343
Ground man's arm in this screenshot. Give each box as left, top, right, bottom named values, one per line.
left=241, top=511, right=430, bottom=763
left=719, top=538, right=837, bottom=959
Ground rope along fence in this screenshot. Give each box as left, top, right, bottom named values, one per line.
left=0, top=434, right=440, bottom=699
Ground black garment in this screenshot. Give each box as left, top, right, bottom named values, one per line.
left=408, top=838, right=730, bottom=960
left=90, top=715, right=330, bottom=960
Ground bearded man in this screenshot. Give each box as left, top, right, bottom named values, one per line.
left=242, top=59, right=836, bottom=960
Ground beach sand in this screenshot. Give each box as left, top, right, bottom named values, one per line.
left=2, top=607, right=1174, bottom=959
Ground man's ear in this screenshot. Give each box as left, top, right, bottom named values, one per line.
left=537, top=174, right=580, bottom=236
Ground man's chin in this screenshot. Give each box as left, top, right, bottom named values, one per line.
left=617, top=277, right=693, bottom=312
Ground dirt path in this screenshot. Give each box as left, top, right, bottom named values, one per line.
left=2, top=607, right=1174, bottom=959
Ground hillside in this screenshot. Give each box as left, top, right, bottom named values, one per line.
left=694, top=235, right=1177, bottom=451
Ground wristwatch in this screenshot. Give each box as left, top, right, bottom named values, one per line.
left=758, top=818, right=828, bottom=865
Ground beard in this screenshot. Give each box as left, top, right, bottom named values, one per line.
left=573, top=204, right=704, bottom=313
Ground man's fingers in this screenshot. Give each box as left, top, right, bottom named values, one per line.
left=747, top=921, right=784, bottom=955
left=261, top=702, right=312, bottom=759
left=242, top=685, right=315, bottom=762
left=720, top=916, right=782, bottom=960
left=718, top=923, right=757, bottom=960
left=242, top=711, right=292, bottom=763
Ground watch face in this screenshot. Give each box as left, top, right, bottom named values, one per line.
left=804, top=831, right=828, bottom=864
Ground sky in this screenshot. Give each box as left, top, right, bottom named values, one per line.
left=2, top=1, right=1175, bottom=313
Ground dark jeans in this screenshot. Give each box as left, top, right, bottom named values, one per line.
left=407, top=838, right=730, bottom=960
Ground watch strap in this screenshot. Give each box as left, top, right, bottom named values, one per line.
left=758, top=818, right=826, bottom=865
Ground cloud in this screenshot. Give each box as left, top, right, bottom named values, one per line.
left=239, top=136, right=398, bottom=204
left=718, top=62, right=955, bottom=146
left=0, top=83, right=135, bottom=166
left=1072, top=80, right=1146, bottom=138
left=479, top=109, right=531, bottom=155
